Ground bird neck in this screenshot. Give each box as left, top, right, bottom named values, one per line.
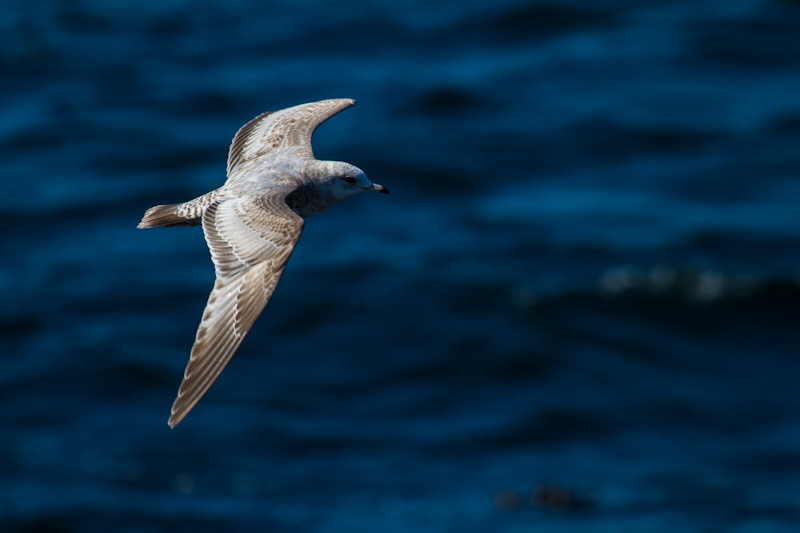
left=284, top=183, right=329, bottom=217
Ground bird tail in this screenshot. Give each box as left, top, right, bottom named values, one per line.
left=137, top=203, right=199, bottom=228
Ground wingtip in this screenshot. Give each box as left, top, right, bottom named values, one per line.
left=323, top=98, right=355, bottom=108
left=168, top=399, right=189, bottom=428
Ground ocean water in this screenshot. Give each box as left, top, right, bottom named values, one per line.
left=2, top=0, right=800, bottom=531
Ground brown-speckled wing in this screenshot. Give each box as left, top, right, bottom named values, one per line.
left=226, top=98, right=355, bottom=178
left=168, top=190, right=304, bottom=427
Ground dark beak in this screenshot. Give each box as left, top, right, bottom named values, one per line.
left=372, top=183, right=390, bottom=194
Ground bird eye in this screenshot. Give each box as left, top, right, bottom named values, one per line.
left=344, top=176, right=357, bottom=184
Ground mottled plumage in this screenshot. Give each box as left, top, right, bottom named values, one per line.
left=138, top=99, right=389, bottom=427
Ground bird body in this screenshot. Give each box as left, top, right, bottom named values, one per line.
left=138, top=99, right=388, bottom=427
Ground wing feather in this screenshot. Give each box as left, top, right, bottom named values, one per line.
left=168, top=191, right=304, bottom=427
left=226, top=98, right=355, bottom=178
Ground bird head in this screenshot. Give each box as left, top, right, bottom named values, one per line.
left=321, top=161, right=390, bottom=201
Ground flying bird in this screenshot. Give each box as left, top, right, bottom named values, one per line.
left=138, top=99, right=389, bottom=427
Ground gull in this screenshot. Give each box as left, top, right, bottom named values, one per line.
left=138, top=99, right=389, bottom=427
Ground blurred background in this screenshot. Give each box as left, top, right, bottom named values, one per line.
left=2, top=0, right=800, bottom=531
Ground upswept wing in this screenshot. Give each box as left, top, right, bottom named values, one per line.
left=226, top=98, right=355, bottom=179
left=168, top=190, right=304, bottom=427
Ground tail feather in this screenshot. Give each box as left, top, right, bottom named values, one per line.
left=137, top=203, right=200, bottom=228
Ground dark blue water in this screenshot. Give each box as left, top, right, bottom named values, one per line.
left=3, top=0, right=800, bottom=531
